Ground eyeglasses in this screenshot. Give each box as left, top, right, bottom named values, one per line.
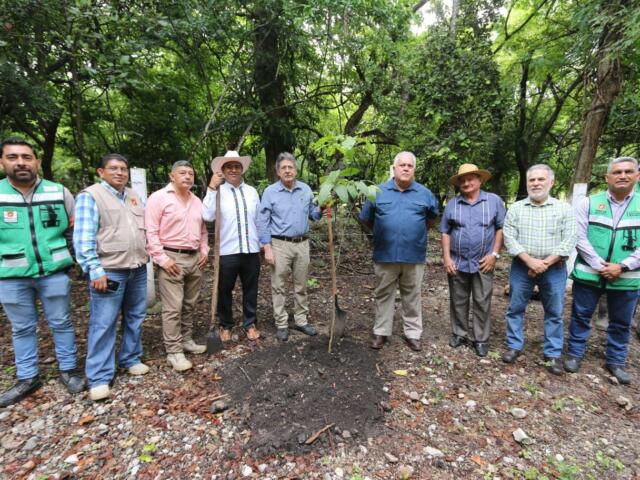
left=104, top=166, right=129, bottom=173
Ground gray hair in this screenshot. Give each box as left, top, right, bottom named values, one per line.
left=171, top=160, right=194, bottom=172
left=275, top=152, right=299, bottom=171
left=526, top=163, right=555, bottom=180
left=607, top=156, right=638, bottom=173
left=393, top=151, right=416, bottom=167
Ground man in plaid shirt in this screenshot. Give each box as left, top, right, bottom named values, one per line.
left=502, top=164, right=577, bottom=375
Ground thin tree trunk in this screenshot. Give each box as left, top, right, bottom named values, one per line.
left=571, top=0, right=628, bottom=194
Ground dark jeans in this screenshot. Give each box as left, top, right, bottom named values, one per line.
left=567, top=282, right=639, bottom=366
left=218, top=253, right=260, bottom=329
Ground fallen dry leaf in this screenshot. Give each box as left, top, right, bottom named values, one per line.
left=78, top=415, right=95, bottom=425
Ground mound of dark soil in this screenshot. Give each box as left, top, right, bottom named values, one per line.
left=220, top=337, right=387, bottom=456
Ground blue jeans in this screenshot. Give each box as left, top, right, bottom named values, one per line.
left=505, top=258, right=567, bottom=358
left=567, top=282, right=639, bottom=366
left=85, top=266, right=147, bottom=388
left=0, top=272, right=77, bottom=379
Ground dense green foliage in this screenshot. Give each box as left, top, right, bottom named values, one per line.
left=1, top=0, right=638, bottom=199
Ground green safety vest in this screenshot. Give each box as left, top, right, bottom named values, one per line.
left=571, top=190, right=640, bottom=290
left=0, top=179, right=73, bottom=278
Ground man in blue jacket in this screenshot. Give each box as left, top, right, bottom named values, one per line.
left=360, top=151, right=439, bottom=351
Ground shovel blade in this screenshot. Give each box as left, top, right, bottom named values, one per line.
left=206, top=328, right=224, bottom=355
left=333, top=296, right=347, bottom=340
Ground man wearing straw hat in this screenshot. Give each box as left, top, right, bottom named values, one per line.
left=441, top=164, right=505, bottom=357
left=257, top=152, right=322, bottom=342
left=145, top=161, right=209, bottom=372
left=202, top=151, right=261, bottom=342
left=360, top=151, right=439, bottom=352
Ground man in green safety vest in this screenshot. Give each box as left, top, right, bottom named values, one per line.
left=0, top=138, right=85, bottom=407
left=565, top=156, right=640, bottom=384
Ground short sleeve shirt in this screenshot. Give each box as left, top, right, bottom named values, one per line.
left=360, top=179, right=439, bottom=264
left=439, top=191, right=505, bottom=273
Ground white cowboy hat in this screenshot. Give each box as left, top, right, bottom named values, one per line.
left=448, top=163, right=492, bottom=186
left=211, top=150, right=252, bottom=173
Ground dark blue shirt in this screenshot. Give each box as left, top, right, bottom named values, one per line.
left=360, top=179, right=439, bottom=264
left=439, top=190, right=505, bottom=273
left=257, top=180, right=321, bottom=244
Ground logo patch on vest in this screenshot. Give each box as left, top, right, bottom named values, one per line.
left=597, top=203, right=606, bottom=211
left=3, top=210, right=17, bottom=223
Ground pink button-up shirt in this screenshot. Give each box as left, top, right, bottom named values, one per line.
left=145, top=183, right=209, bottom=267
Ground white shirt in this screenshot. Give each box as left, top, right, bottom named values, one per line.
left=202, top=182, right=261, bottom=255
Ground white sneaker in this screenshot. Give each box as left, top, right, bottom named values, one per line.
left=127, top=363, right=150, bottom=376
left=167, top=353, right=193, bottom=372
left=182, top=339, right=206, bottom=354
left=89, top=384, right=110, bottom=401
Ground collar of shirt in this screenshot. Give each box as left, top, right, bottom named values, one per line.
left=223, top=181, right=246, bottom=191
left=165, top=182, right=195, bottom=199
left=383, top=179, right=418, bottom=192
left=523, top=195, right=556, bottom=207
left=100, top=180, right=127, bottom=202
left=456, top=190, right=488, bottom=205
left=276, top=180, right=301, bottom=192
left=606, top=189, right=634, bottom=205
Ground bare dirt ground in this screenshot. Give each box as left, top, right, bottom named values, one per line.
left=1, top=227, right=639, bottom=479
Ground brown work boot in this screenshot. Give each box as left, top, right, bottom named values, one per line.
left=402, top=335, right=422, bottom=352
left=371, top=334, right=387, bottom=350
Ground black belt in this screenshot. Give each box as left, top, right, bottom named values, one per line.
left=164, top=246, right=198, bottom=255
left=272, top=235, right=308, bottom=243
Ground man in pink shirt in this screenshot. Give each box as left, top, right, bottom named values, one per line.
left=146, top=161, right=209, bottom=372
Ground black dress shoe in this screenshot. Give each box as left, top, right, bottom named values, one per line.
left=544, top=356, right=563, bottom=376
left=448, top=335, right=466, bottom=348
left=371, top=335, right=387, bottom=349
left=474, top=342, right=489, bottom=357
left=605, top=364, right=631, bottom=385
left=292, top=324, right=317, bottom=336
left=276, top=328, right=289, bottom=342
left=564, top=356, right=581, bottom=373
left=402, top=335, right=422, bottom=352
left=59, top=370, right=86, bottom=394
left=502, top=348, right=521, bottom=364
left=0, top=376, right=42, bottom=408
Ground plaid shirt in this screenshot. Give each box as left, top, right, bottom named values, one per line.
left=503, top=196, right=577, bottom=259
left=73, top=181, right=128, bottom=280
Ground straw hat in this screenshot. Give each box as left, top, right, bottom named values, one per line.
left=448, top=163, right=491, bottom=186
left=211, top=150, right=252, bottom=173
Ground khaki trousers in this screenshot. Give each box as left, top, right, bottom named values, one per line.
left=157, top=251, right=203, bottom=353
left=373, top=262, right=424, bottom=339
left=447, top=271, right=493, bottom=342
left=270, top=238, right=310, bottom=329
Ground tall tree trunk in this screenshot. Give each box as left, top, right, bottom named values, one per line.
left=514, top=58, right=531, bottom=199
left=253, top=1, right=294, bottom=181
left=571, top=0, right=628, bottom=194
left=40, top=116, right=60, bottom=181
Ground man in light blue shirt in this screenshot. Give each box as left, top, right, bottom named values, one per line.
left=258, top=152, right=321, bottom=341
left=359, top=151, right=439, bottom=351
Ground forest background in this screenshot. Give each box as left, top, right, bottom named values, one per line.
left=0, top=0, right=639, bottom=203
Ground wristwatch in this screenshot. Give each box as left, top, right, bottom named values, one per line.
left=491, top=252, right=501, bottom=259
left=620, top=264, right=630, bottom=272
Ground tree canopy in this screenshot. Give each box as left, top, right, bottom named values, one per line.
left=1, top=0, right=639, bottom=198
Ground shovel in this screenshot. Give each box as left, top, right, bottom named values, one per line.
left=206, top=184, right=224, bottom=354
left=327, top=206, right=347, bottom=353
